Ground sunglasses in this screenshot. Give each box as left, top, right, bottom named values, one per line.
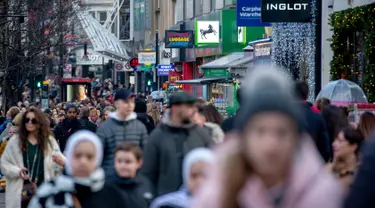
left=25, top=117, right=38, bottom=124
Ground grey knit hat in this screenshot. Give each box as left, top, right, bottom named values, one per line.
left=235, top=66, right=305, bottom=132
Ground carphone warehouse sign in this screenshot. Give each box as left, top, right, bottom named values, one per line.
left=261, top=0, right=312, bottom=22
left=236, top=0, right=271, bottom=27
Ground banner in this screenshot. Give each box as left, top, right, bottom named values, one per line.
left=165, top=30, right=194, bottom=48
left=157, top=64, right=175, bottom=76
left=138, top=52, right=156, bottom=64
left=261, top=0, right=312, bottom=22
left=236, top=0, right=271, bottom=27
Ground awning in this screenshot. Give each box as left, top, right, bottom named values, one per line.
left=175, top=77, right=232, bottom=85
left=74, top=4, right=130, bottom=62
left=200, top=52, right=253, bottom=69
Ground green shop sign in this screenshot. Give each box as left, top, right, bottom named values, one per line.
left=203, top=68, right=231, bottom=77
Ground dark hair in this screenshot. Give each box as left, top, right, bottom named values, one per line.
left=19, top=108, right=51, bottom=153
left=317, top=98, right=331, bottom=111
left=134, top=98, right=147, bottom=113
left=115, top=142, right=143, bottom=161
left=200, top=104, right=223, bottom=125
left=295, top=81, right=309, bottom=100
left=342, top=127, right=363, bottom=155
left=322, top=105, right=349, bottom=143
left=357, top=112, right=375, bottom=139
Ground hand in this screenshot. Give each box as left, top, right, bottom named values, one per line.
left=20, top=168, right=29, bottom=180
left=52, top=154, right=66, bottom=166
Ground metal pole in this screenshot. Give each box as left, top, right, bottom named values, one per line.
left=155, top=30, right=159, bottom=90
left=315, top=0, right=322, bottom=98
left=59, top=0, right=64, bottom=101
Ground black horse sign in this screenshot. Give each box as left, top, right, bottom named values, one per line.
left=196, top=21, right=219, bottom=44
left=200, top=24, right=217, bottom=39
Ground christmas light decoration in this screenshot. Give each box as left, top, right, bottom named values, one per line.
left=330, top=4, right=375, bottom=102
left=271, top=0, right=317, bottom=101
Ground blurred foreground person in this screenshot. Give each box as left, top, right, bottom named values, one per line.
left=193, top=67, right=343, bottom=208
left=28, top=130, right=127, bottom=208
left=357, top=111, right=375, bottom=140
left=151, top=148, right=214, bottom=208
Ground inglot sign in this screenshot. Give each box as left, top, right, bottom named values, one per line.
left=261, top=0, right=312, bottom=22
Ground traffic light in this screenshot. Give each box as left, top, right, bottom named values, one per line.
left=36, top=81, right=42, bottom=88
left=35, top=74, right=43, bottom=88
left=147, top=80, right=152, bottom=86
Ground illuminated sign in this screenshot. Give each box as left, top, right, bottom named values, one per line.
left=128, top=57, right=139, bottom=67
left=165, top=30, right=195, bottom=48
left=195, top=21, right=220, bottom=45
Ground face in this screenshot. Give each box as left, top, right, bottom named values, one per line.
left=71, top=141, right=97, bottom=177
left=187, top=161, right=210, bottom=195
left=114, top=97, right=134, bottom=117
left=174, top=103, right=196, bottom=124
left=8, top=127, right=16, bottom=137
left=192, top=112, right=206, bottom=127
left=243, top=112, right=298, bottom=178
left=333, top=131, right=357, bottom=159
left=115, top=151, right=142, bottom=178
left=66, top=108, right=77, bottom=121
left=21, top=107, right=27, bottom=113
left=25, top=112, right=38, bottom=133
left=90, top=111, right=98, bottom=121
left=104, top=110, right=111, bottom=121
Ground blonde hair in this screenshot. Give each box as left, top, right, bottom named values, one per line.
left=147, top=103, right=160, bottom=125
left=12, top=112, right=24, bottom=127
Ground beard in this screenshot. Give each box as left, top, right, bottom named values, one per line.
left=182, top=117, right=191, bottom=125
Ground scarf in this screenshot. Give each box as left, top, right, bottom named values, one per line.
left=28, top=168, right=105, bottom=208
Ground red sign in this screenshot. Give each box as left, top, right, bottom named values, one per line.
left=115, top=63, right=123, bottom=70
left=129, top=57, right=139, bottom=67
left=168, top=71, right=182, bottom=84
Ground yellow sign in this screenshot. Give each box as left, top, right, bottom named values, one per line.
left=43, top=81, right=50, bottom=85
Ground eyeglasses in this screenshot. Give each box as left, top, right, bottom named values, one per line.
left=25, top=117, right=38, bottom=124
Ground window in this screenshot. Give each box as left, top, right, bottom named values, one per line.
left=224, top=0, right=234, bottom=6
left=89, top=11, right=95, bottom=19
left=98, top=12, right=107, bottom=25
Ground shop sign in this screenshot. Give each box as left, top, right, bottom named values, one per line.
left=236, top=0, right=271, bottom=27
left=165, top=30, right=194, bottom=48
left=254, top=42, right=272, bottom=59
left=138, top=52, right=156, bottom=64
left=195, top=21, right=220, bottom=45
left=157, top=64, right=175, bottom=76
left=261, top=0, right=312, bottom=22
left=168, top=71, right=182, bottom=84
left=79, top=53, right=101, bottom=62
left=203, top=68, right=230, bottom=77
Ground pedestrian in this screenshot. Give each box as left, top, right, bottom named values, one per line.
left=316, top=97, right=331, bottom=112
left=151, top=148, right=214, bottom=208
left=192, top=67, right=344, bottom=208
left=328, top=126, right=362, bottom=191
left=147, top=103, right=160, bottom=126
left=134, top=98, right=155, bottom=134
left=193, top=105, right=224, bottom=144
left=28, top=130, right=127, bottom=208
left=0, top=125, right=17, bottom=157
left=1, top=108, right=64, bottom=208
left=295, top=81, right=331, bottom=162
left=357, top=111, right=375, bottom=140
left=109, top=143, right=153, bottom=208
left=78, top=107, right=97, bottom=133
left=97, top=88, right=148, bottom=176
left=101, top=106, right=115, bottom=122
left=141, top=92, right=213, bottom=197
left=221, top=89, right=242, bottom=133
left=0, top=106, right=20, bottom=138
left=54, top=103, right=82, bottom=152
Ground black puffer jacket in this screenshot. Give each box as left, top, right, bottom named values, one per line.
left=53, top=118, right=82, bottom=152
left=136, top=113, right=155, bottom=134
left=109, top=174, right=153, bottom=208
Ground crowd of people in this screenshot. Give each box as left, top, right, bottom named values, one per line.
left=0, top=67, right=375, bottom=208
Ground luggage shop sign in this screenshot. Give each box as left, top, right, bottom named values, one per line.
left=261, top=0, right=312, bottom=22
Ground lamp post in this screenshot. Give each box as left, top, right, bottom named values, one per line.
left=155, top=30, right=159, bottom=90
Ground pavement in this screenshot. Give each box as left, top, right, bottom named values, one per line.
left=0, top=193, right=4, bottom=208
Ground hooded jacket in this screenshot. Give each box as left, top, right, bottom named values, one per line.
left=97, top=112, right=148, bottom=176
left=53, top=118, right=82, bottom=152
left=141, top=110, right=213, bottom=197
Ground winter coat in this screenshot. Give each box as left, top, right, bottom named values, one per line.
left=141, top=110, right=213, bottom=197
left=299, top=103, right=331, bottom=162
left=204, top=122, right=224, bottom=144
left=1, top=135, right=62, bottom=208
left=344, top=138, right=375, bottom=208
left=53, top=118, right=82, bottom=152
left=109, top=174, right=153, bottom=208
left=192, top=138, right=344, bottom=208
left=78, top=117, right=97, bottom=133
left=136, top=113, right=155, bottom=134
left=97, top=112, right=148, bottom=176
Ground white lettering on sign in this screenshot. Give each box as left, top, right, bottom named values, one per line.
left=239, top=7, right=261, bottom=18
left=266, top=3, right=308, bottom=11
left=80, top=55, right=100, bottom=62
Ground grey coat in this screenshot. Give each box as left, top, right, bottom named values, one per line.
left=141, top=110, right=213, bottom=197
left=97, top=112, right=148, bottom=176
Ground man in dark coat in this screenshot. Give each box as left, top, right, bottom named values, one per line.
left=295, top=81, right=331, bottom=162
left=141, top=92, right=213, bottom=197
left=54, top=103, right=82, bottom=152
left=78, top=106, right=97, bottom=133
left=134, top=98, right=155, bottom=134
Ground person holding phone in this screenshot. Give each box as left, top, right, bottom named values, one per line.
left=1, top=107, right=65, bottom=208
left=192, top=68, right=344, bottom=208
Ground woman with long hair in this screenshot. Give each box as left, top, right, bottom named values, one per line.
left=357, top=112, right=375, bottom=139
left=1, top=108, right=65, bottom=208
left=147, top=103, right=161, bottom=126
left=322, top=105, right=349, bottom=144
left=193, top=105, right=224, bottom=144
left=29, top=130, right=128, bottom=208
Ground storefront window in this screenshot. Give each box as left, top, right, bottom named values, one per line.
left=210, top=83, right=234, bottom=118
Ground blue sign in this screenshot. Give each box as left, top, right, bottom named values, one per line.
left=236, top=0, right=271, bottom=27
left=157, top=64, right=175, bottom=76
